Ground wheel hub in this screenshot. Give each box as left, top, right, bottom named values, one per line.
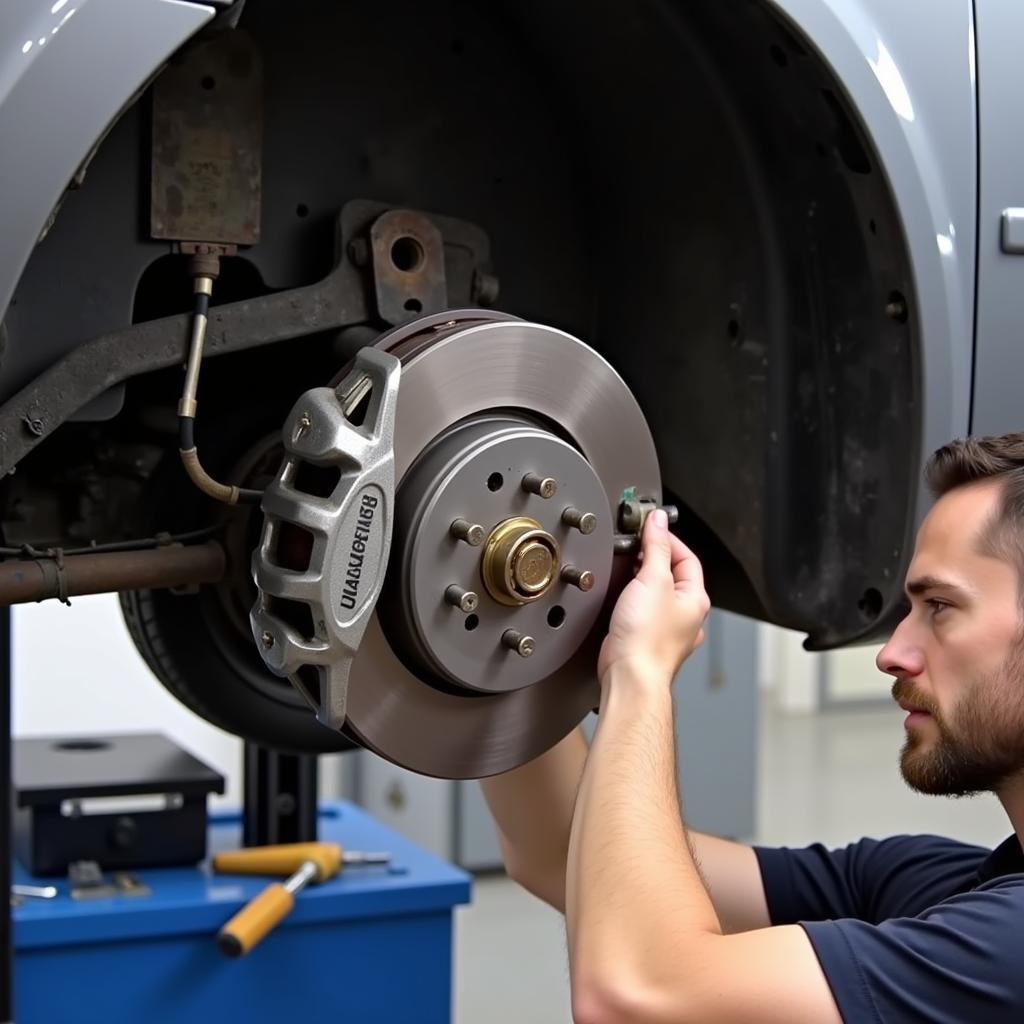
left=385, top=414, right=614, bottom=696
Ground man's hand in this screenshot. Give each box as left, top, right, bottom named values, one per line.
left=597, top=509, right=711, bottom=688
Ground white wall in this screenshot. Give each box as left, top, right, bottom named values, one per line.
left=758, top=623, right=821, bottom=713
left=758, top=622, right=890, bottom=711
left=13, top=594, right=244, bottom=807
left=825, top=643, right=889, bottom=701
left=13, top=594, right=349, bottom=807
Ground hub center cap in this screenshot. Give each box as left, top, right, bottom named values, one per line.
left=483, top=517, right=560, bottom=605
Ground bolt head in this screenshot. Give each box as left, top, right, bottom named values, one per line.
left=502, top=630, right=536, bottom=658
left=292, top=413, right=312, bottom=442
left=452, top=519, right=486, bottom=546
left=445, top=585, right=480, bottom=613
left=561, top=566, right=596, bottom=591
left=472, top=271, right=501, bottom=305
left=523, top=474, right=558, bottom=499
left=885, top=300, right=908, bottom=322
left=578, top=512, right=597, bottom=535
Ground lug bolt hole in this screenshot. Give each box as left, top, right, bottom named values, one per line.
left=547, top=605, right=566, bottom=629
left=465, top=614, right=480, bottom=632
left=487, top=472, right=504, bottom=492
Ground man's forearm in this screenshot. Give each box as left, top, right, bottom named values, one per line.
left=480, top=727, right=587, bottom=910
left=566, top=669, right=721, bottom=1015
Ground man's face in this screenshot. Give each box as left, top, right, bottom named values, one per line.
left=876, top=479, right=1024, bottom=797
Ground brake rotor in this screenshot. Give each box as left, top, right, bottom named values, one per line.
left=254, top=311, right=660, bottom=778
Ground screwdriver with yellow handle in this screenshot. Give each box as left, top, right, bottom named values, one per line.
left=213, top=841, right=391, bottom=957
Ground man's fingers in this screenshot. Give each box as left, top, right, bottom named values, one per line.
left=671, top=535, right=705, bottom=594
left=637, top=514, right=708, bottom=612
left=638, top=509, right=673, bottom=577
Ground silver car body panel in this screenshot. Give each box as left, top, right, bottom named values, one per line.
left=0, top=0, right=214, bottom=324
left=771, top=0, right=977, bottom=525
left=969, top=0, right=1024, bottom=438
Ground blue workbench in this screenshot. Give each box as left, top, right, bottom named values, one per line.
left=12, top=801, right=472, bottom=1024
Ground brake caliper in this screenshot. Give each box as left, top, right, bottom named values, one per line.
left=250, top=347, right=401, bottom=730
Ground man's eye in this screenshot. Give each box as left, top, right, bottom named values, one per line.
left=926, top=599, right=951, bottom=617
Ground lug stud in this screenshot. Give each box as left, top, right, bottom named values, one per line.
left=522, top=473, right=557, bottom=499
left=501, top=630, right=535, bottom=658
left=444, top=585, right=479, bottom=614
left=560, top=566, right=595, bottom=592
left=450, top=518, right=486, bottom=546
left=561, top=507, right=597, bottom=535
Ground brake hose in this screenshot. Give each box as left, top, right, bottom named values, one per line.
left=177, top=255, right=262, bottom=505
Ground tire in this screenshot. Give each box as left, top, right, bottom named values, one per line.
left=120, top=585, right=354, bottom=755
left=119, top=409, right=356, bottom=755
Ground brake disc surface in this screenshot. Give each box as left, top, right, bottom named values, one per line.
left=256, top=312, right=660, bottom=778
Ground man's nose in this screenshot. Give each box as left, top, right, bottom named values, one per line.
left=876, top=617, right=925, bottom=678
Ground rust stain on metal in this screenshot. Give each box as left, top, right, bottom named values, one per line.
left=150, top=31, right=263, bottom=246
left=369, top=210, right=448, bottom=325
left=0, top=541, right=226, bottom=606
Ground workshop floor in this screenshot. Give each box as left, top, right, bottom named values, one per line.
left=452, top=699, right=1011, bottom=1024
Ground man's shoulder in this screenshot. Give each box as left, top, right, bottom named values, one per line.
left=940, top=870, right=1024, bottom=904
left=759, top=833, right=994, bottom=923
left=803, top=871, right=1024, bottom=1024
left=851, top=833, right=992, bottom=919
left=849, top=832, right=990, bottom=874
left=854, top=832, right=990, bottom=857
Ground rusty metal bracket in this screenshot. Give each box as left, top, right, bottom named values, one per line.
left=369, top=210, right=447, bottom=325
left=0, top=219, right=368, bottom=478
left=151, top=29, right=263, bottom=246
left=343, top=199, right=496, bottom=325
left=0, top=204, right=495, bottom=479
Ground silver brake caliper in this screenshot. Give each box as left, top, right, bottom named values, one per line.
left=250, top=347, right=401, bottom=731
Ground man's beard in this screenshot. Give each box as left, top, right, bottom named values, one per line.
left=893, top=640, right=1024, bottom=797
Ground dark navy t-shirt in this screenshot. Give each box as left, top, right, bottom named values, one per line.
left=754, top=833, right=1024, bottom=1023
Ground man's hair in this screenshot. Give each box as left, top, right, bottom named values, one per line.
left=926, top=433, right=1024, bottom=573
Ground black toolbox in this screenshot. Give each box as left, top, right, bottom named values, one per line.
left=13, top=733, right=225, bottom=875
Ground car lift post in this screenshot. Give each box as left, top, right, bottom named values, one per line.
left=242, top=743, right=318, bottom=848
left=1, top=608, right=12, bottom=1023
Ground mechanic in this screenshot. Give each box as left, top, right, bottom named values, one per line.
left=482, top=432, right=1024, bottom=1023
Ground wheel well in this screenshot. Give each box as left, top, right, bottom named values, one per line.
left=3, top=0, right=917, bottom=647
